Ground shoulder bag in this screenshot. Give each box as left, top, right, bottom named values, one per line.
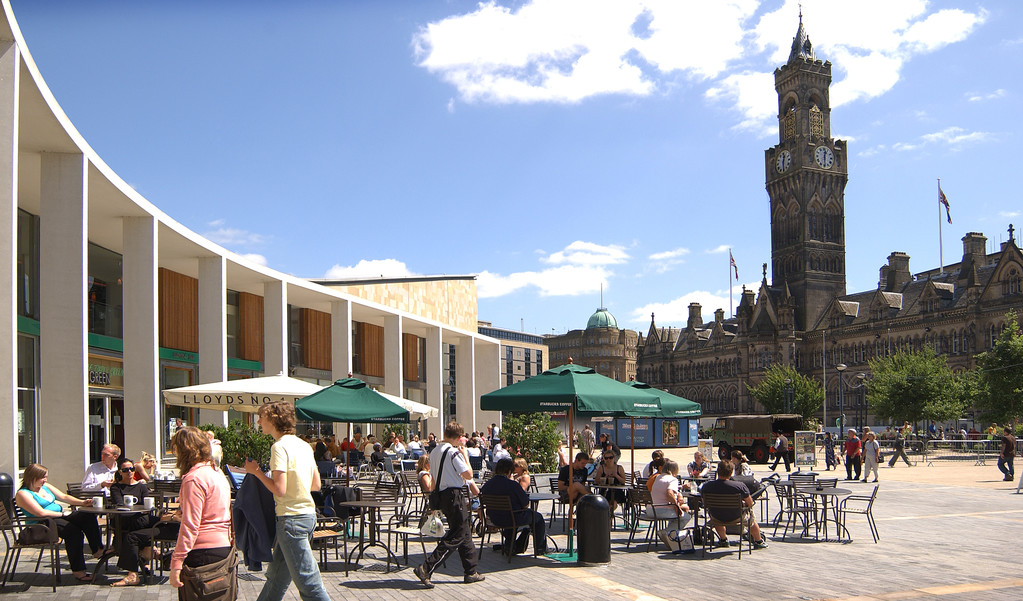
left=427, top=448, right=451, bottom=511
left=179, top=465, right=239, bottom=601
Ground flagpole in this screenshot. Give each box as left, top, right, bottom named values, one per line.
left=938, top=178, right=944, bottom=274
left=729, top=248, right=734, bottom=318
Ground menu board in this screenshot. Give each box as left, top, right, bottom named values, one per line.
left=794, top=430, right=817, bottom=467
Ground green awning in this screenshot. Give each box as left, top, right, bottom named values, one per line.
left=480, top=363, right=661, bottom=416
left=626, top=381, right=702, bottom=418
left=295, top=377, right=410, bottom=423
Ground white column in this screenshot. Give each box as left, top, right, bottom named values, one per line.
left=39, top=152, right=88, bottom=486
left=198, top=256, right=227, bottom=427
left=425, top=327, right=443, bottom=435
left=122, top=216, right=160, bottom=465
left=263, top=280, right=287, bottom=376
left=455, top=335, right=475, bottom=431
left=475, top=338, right=501, bottom=431
left=330, top=299, right=352, bottom=380
left=0, top=41, right=18, bottom=476
left=382, top=314, right=402, bottom=398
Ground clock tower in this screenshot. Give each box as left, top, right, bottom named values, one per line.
left=765, top=16, right=848, bottom=331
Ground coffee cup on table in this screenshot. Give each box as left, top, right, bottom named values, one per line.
left=143, top=497, right=155, bottom=511
left=92, top=496, right=103, bottom=508
left=123, top=495, right=137, bottom=507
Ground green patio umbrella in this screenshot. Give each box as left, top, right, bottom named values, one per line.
left=295, top=377, right=410, bottom=424
left=480, top=361, right=661, bottom=549
left=624, top=380, right=702, bottom=470
left=625, top=381, right=702, bottom=418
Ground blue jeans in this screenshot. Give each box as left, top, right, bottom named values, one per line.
left=256, top=514, right=330, bottom=601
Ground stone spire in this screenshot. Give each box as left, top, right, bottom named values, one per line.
left=787, top=11, right=815, bottom=63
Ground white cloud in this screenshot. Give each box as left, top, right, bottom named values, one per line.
left=871, top=126, right=992, bottom=155
left=323, top=259, right=417, bottom=279
left=239, top=253, right=268, bottom=266
left=647, top=247, right=690, bottom=273
left=414, top=0, right=986, bottom=132
left=542, top=240, right=629, bottom=265
left=705, top=245, right=730, bottom=254
left=967, top=89, right=1006, bottom=102
left=478, top=240, right=627, bottom=297
left=202, top=225, right=269, bottom=247
left=478, top=265, right=609, bottom=298
left=999, top=211, right=1020, bottom=218
left=629, top=289, right=733, bottom=325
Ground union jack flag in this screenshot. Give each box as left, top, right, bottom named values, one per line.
left=939, top=185, right=951, bottom=224
left=729, top=250, right=738, bottom=281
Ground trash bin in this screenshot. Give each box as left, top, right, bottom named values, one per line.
left=576, top=494, right=610, bottom=565
left=0, top=472, right=13, bottom=515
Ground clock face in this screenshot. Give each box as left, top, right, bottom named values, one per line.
left=815, top=145, right=834, bottom=169
left=775, top=150, right=791, bottom=173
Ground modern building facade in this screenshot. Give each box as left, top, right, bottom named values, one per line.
left=1, top=4, right=499, bottom=486
left=637, top=19, right=1023, bottom=427
left=546, top=308, right=639, bottom=382
left=477, top=321, right=548, bottom=387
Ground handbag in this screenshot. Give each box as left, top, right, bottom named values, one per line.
left=17, top=519, right=58, bottom=545
left=179, top=550, right=238, bottom=601
left=420, top=510, right=446, bottom=537
left=427, top=448, right=452, bottom=511
left=657, top=528, right=694, bottom=554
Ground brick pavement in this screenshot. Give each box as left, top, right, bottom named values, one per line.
left=2, top=462, right=1021, bottom=600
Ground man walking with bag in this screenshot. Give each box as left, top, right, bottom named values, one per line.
left=998, top=426, right=1016, bottom=482
left=415, top=421, right=485, bottom=588
left=768, top=430, right=791, bottom=472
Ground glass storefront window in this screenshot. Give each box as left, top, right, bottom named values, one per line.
left=226, top=290, right=240, bottom=359
left=88, top=242, right=123, bottom=338
left=162, top=363, right=198, bottom=452
left=17, top=335, right=38, bottom=468
left=17, top=209, right=40, bottom=319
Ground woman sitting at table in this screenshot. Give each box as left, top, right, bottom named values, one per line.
left=731, top=450, right=755, bottom=477
left=687, top=451, right=711, bottom=479
left=591, top=451, right=627, bottom=512
left=512, top=458, right=531, bottom=492
left=644, top=460, right=691, bottom=530
left=407, top=435, right=424, bottom=459
left=15, top=463, right=104, bottom=583
left=416, top=455, right=433, bottom=494
left=109, top=458, right=180, bottom=587
left=134, top=451, right=157, bottom=483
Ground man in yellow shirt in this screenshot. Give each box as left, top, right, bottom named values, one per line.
left=245, top=402, right=331, bottom=601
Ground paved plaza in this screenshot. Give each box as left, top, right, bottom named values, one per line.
left=3, top=458, right=1022, bottom=601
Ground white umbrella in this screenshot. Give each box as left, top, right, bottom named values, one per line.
left=162, top=373, right=325, bottom=412
left=374, top=390, right=439, bottom=419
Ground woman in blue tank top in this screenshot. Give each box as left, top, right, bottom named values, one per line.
left=15, top=463, right=104, bottom=582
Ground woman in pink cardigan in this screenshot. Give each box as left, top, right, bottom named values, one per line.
left=168, top=426, right=233, bottom=591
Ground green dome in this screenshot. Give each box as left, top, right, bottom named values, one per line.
left=586, top=308, right=618, bottom=330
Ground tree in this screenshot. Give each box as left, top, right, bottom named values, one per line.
left=976, top=310, right=1023, bottom=426
left=865, top=348, right=966, bottom=424
left=501, top=412, right=562, bottom=473
left=747, top=364, right=824, bottom=419
left=199, top=420, right=274, bottom=468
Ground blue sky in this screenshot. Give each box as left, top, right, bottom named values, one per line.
left=11, top=0, right=1020, bottom=336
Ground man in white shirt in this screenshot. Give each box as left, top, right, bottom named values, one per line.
left=82, top=443, right=120, bottom=496
left=492, top=437, right=511, bottom=463
left=414, top=422, right=484, bottom=588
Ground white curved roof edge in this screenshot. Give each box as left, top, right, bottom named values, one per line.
left=0, top=1, right=493, bottom=343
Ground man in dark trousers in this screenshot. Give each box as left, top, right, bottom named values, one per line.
left=480, top=458, right=547, bottom=556
left=769, top=430, right=790, bottom=472
left=998, top=426, right=1016, bottom=482
left=887, top=427, right=912, bottom=467
left=414, top=422, right=484, bottom=589
left=845, top=429, right=862, bottom=481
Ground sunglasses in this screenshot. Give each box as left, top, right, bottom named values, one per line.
left=603, top=456, right=614, bottom=460
left=119, top=467, right=134, bottom=472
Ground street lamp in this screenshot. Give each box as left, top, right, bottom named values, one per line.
left=784, top=377, right=793, bottom=414
left=836, top=364, right=847, bottom=433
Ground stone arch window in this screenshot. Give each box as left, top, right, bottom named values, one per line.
left=782, top=98, right=797, bottom=140
left=809, top=104, right=824, bottom=139
left=788, top=201, right=800, bottom=244
left=807, top=198, right=823, bottom=240
left=1003, top=267, right=1022, bottom=295
left=774, top=204, right=787, bottom=250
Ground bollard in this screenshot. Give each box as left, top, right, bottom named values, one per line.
left=576, top=494, right=611, bottom=565
left=0, top=472, right=13, bottom=515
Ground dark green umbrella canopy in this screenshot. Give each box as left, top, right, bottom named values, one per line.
left=625, top=381, right=702, bottom=418
left=295, top=377, right=410, bottom=423
left=480, top=363, right=661, bottom=415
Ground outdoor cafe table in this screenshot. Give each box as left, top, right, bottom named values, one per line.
left=334, top=500, right=404, bottom=572
left=74, top=504, right=149, bottom=582
left=799, top=486, right=851, bottom=542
